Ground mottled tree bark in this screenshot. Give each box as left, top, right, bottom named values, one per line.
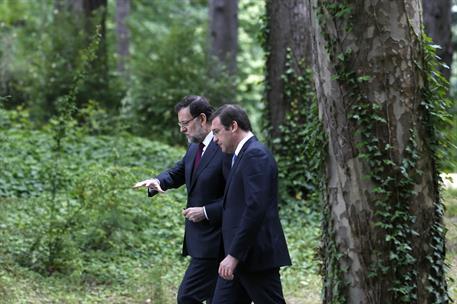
left=116, top=0, right=130, bottom=75
left=423, top=0, right=452, bottom=81
left=208, top=0, right=238, bottom=75
left=265, top=0, right=312, bottom=138
left=307, top=0, right=447, bottom=303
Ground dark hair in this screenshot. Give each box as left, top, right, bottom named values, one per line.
left=210, top=104, right=252, bottom=132
left=175, top=95, right=214, bottom=119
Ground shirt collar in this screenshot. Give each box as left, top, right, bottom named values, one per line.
left=234, top=131, right=254, bottom=156
left=201, top=132, right=213, bottom=153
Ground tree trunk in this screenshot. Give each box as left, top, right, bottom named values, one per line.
left=208, top=0, right=238, bottom=75
left=265, top=0, right=312, bottom=139
left=423, top=0, right=452, bottom=82
left=264, top=0, right=323, bottom=201
left=72, top=0, right=110, bottom=107
left=307, top=0, right=448, bottom=303
left=80, top=0, right=108, bottom=61
left=116, top=0, right=130, bottom=75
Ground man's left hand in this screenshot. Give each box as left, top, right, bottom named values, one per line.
left=182, top=207, right=205, bottom=222
left=219, top=254, right=239, bottom=280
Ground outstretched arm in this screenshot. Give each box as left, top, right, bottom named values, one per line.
left=132, top=178, right=165, bottom=193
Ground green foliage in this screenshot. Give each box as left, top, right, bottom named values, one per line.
left=350, top=91, right=419, bottom=303
left=279, top=196, right=322, bottom=296
left=0, top=0, right=266, bottom=144
left=274, top=59, right=326, bottom=204
left=0, top=1, right=122, bottom=120
left=0, top=109, right=188, bottom=289
left=124, top=2, right=234, bottom=144
left=0, top=1, right=46, bottom=109
left=420, top=34, right=454, bottom=303
left=0, top=111, right=183, bottom=198
left=0, top=110, right=322, bottom=301
left=238, top=0, right=265, bottom=126
left=1, top=165, right=185, bottom=279
left=77, top=100, right=119, bottom=135
left=422, top=39, right=457, bottom=172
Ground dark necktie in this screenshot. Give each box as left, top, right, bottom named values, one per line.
left=194, top=142, right=205, bottom=171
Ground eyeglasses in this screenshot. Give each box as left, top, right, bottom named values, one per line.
left=178, top=116, right=198, bottom=128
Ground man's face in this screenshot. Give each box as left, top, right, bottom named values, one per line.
left=177, top=107, right=206, bottom=143
left=211, top=116, right=235, bottom=153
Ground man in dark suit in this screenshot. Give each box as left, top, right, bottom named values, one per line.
left=134, top=96, right=230, bottom=304
left=209, top=104, right=291, bottom=304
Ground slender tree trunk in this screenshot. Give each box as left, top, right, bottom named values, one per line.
left=307, top=0, right=448, bottom=303
left=423, top=0, right=452, bottom=81
left=265, top=0, right=312, bottom=138
left=208, top=0, right=238, bottom=75
left=73, top=0, right=83, bottom=12
left=70, top=0, right=107, bottom=67
left=116, top=0, right=130, bottom=75
left=81, top=0, right=108, bottom=68
left=72, top=0, right=109, bottom=107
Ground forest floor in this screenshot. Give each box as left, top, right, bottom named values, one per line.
left=444, top=187, right=457, bottom=299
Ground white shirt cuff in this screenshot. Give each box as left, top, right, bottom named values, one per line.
left=203, top=206, right=209, bottom=220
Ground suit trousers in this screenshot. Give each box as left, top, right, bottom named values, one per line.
left=211, top=268, right=286, bottom=304
left=177, top=257, right=219, bottom=304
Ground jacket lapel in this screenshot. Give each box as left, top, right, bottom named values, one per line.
left=223, top=136, right=257, bottom=200
left=189, top=141, right=218, bottom=192
left=185, top=143, right=198, bottom=188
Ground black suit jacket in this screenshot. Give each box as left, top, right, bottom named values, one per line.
left=149, top=140, right=230, bottom=258
left=222, top=137, right=291, bottom=271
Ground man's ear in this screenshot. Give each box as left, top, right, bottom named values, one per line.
left=200, top=113, right=207, bottom=124
left=231, top=121, right=238, bottom=133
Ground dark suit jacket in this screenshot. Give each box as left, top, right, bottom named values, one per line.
left=222, top=137, right=291, bottom=271
left=149, top=140, right=230, bottom=259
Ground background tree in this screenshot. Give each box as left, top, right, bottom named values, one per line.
left=423, top=0, right=453, bottom=82
left=75, top=0, right=111, bottom=109
left=307, top=0, right=450, bottom=302
left=208, top=0, right=238, bottom=76
left=264, top=0, right=311, bottom=138
left=115, top=0, right=130, bottom=76
left=263, top=0, right=324, bottom=202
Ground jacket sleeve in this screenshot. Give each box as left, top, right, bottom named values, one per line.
left=204, top=199, right=223, bottom=225
left=147, top=153, right=187, bottom=197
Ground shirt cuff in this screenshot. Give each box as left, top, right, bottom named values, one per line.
left=203, top=206, right=209, bottom=220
